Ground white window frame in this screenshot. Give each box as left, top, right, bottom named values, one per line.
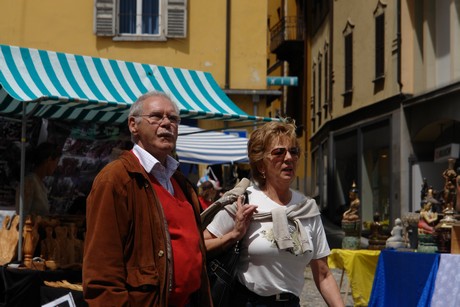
left=94, top=0, right=187, bottom=41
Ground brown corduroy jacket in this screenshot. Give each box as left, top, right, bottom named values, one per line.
left=83, top=151, right=212, bottom=307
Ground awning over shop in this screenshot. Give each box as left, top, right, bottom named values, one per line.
left=0, top=44, right=278, bottom=262
left=0, top=44, right=276, bottom=124
left=177, top=125, right=248, bottom=165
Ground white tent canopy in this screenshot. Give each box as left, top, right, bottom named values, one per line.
left=177, top=125, right=248, bottom=165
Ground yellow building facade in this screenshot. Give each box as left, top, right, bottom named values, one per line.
left=0, top=0, right=269, bottom=131
left=307, top=0, right=460, bottom=233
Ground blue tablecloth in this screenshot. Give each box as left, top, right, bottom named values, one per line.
left=369, top=250, right=439, bottom=307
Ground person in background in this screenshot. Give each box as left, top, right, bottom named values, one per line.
left=15, top=142, right=61, bottom=217
left=198, top=180, right=220, bottom=210
left=203, top=120, right=344, bottom=307
left=83, top=91, right=212, bottom=307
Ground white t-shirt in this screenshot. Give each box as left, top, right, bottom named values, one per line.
left=206, top=186, right=331, bottom=297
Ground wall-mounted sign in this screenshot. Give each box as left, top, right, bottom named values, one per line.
left=434, top=143, right=459, bottom=163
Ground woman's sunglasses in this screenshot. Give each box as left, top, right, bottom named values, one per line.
left=270, top=147, right=300, bottom=157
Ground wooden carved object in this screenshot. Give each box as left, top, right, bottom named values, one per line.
left=0, top=215, right=19, bottom=265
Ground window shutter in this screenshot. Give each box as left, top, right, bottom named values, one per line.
left=166, top=0, right=187, bottom=38
left=94, top=0, right=116, bottom=36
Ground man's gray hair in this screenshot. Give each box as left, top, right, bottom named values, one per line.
left=129, top=91, right=180, bottom=124
left=128, top=91, right=180, bottom=143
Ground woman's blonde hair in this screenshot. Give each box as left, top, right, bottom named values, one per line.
left=247, top=120, right=300, bottom=188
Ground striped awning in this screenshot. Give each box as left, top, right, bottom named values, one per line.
left=177, top=125, right=248, bottom=165
left=0, top=44, right=276, bottom=124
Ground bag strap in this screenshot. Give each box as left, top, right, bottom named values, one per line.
left=200, top=178, right=250, bottom=230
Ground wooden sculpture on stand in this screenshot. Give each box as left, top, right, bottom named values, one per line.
left=55, top=225, right=69, bottom=268
left=22, top=215, right=41, bottom=269
left=67, top=223, right=83, bottom=267
left=0, top=215, right=19, bottom=265
left=341, top=181, right=361, bottom=249
left=41, top=225, right=58, bottom=263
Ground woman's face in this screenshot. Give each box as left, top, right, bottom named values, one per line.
left=261, top=137, right=299, bottom=187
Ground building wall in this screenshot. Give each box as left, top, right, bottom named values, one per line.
left=402, top=0, right=460, bottom=95
left=307, top=0, right=460, bottom=228
left=329, top=0, right=400, bottom=121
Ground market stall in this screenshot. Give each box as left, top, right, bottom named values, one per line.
left=0, top=44, right=275, bottom=266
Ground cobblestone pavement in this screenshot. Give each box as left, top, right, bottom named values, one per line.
left=300, top=266, right=354, bottom=307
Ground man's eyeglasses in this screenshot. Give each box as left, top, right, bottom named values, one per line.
left=270, top=147, right=301, bottom=157
left=136, top=113, right=181, bottom=125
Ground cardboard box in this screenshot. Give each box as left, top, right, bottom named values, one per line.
left=451, top=224, right=460, bottom=254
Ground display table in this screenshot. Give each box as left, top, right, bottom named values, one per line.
left=369, top=250, right=460, bottom=307
left=328, top=249, right=381, bottom=306
left=0, top=266, right=86, bottom=306
left=368, top=250, right=439, bottom=307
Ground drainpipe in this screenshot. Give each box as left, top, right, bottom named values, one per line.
left=397, top=0, right=402, bottom=93
left=225, top=0, right=231, bottom=89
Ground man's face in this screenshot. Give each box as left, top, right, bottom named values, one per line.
left=128, top=95, right=179, bottom=163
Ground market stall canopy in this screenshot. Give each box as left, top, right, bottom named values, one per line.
left=0, top=44, right=278, bottom=263
left=0, top=44, right=277, bottom=123
left=177, top=125, right=248, bottom=165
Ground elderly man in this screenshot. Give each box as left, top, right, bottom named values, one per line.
left=83, top=91, right=212, bottom=307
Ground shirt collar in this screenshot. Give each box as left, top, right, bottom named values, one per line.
left=132, top=144, right=179, bottom=177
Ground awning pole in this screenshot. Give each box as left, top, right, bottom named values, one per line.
left=17, top=102, right=27, bottom=262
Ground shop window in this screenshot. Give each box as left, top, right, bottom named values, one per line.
left=94, top=0, right=187, bottom=41
left=332, top=131, right=358, bottom=226
left=361, top=121, right=390, bottom=225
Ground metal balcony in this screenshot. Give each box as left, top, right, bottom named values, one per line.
left=270, top=16, right=305, bottom=61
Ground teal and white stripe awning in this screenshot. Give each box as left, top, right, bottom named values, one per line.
left=0, top=44, right=275, bottom=124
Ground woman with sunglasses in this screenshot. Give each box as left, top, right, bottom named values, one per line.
left=204, top=121, right=344, bottom=307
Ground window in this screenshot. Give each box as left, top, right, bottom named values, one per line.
left=344, top=33, right=353, bottom=93
left=119, top=0, right=160, bottom=35
left=324, top=44, right=329, bottom=118
left=94, top=0, right=187, bottom=41
left=375, top=13, right=385, bottom=79
left=311, top=63, right=316, bottom=132
left=317, top=53, right=322, bottom=126
left=342, top=20, right=354, bottom=96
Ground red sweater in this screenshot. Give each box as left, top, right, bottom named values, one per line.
left=152, top=178, right=203, bottom=307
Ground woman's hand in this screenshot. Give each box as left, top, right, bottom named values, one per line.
left=232, top=195, right=258, bottom=241
left=203, top=195, right=257, bottom=256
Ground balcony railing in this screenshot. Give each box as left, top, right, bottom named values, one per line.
left=270, top=16, right=305, bottom=54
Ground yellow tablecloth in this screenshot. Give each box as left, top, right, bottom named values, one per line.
left=328, top=249, right=380, bottom=306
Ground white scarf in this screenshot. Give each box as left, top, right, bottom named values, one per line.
left=201, top=178, right=321, bottom=255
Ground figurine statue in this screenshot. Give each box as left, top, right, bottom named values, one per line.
left=418, top=195, right=438, bottom=234
left=341, top=181, right=361, bottom=249
left=442, top=158, right=457, bottom=212
left=421, top=177, right=429, bottom=205
left=55, top=226, right=69, bottom=267
left=456, top=167, right=460, bottom=212
left=368, top=212, right=389, bottom=250
left=342, top=181, right=360, bottom=222
left=386, top=218, right=405, bottom=249
left=40, top=225, right=58, bottom=261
